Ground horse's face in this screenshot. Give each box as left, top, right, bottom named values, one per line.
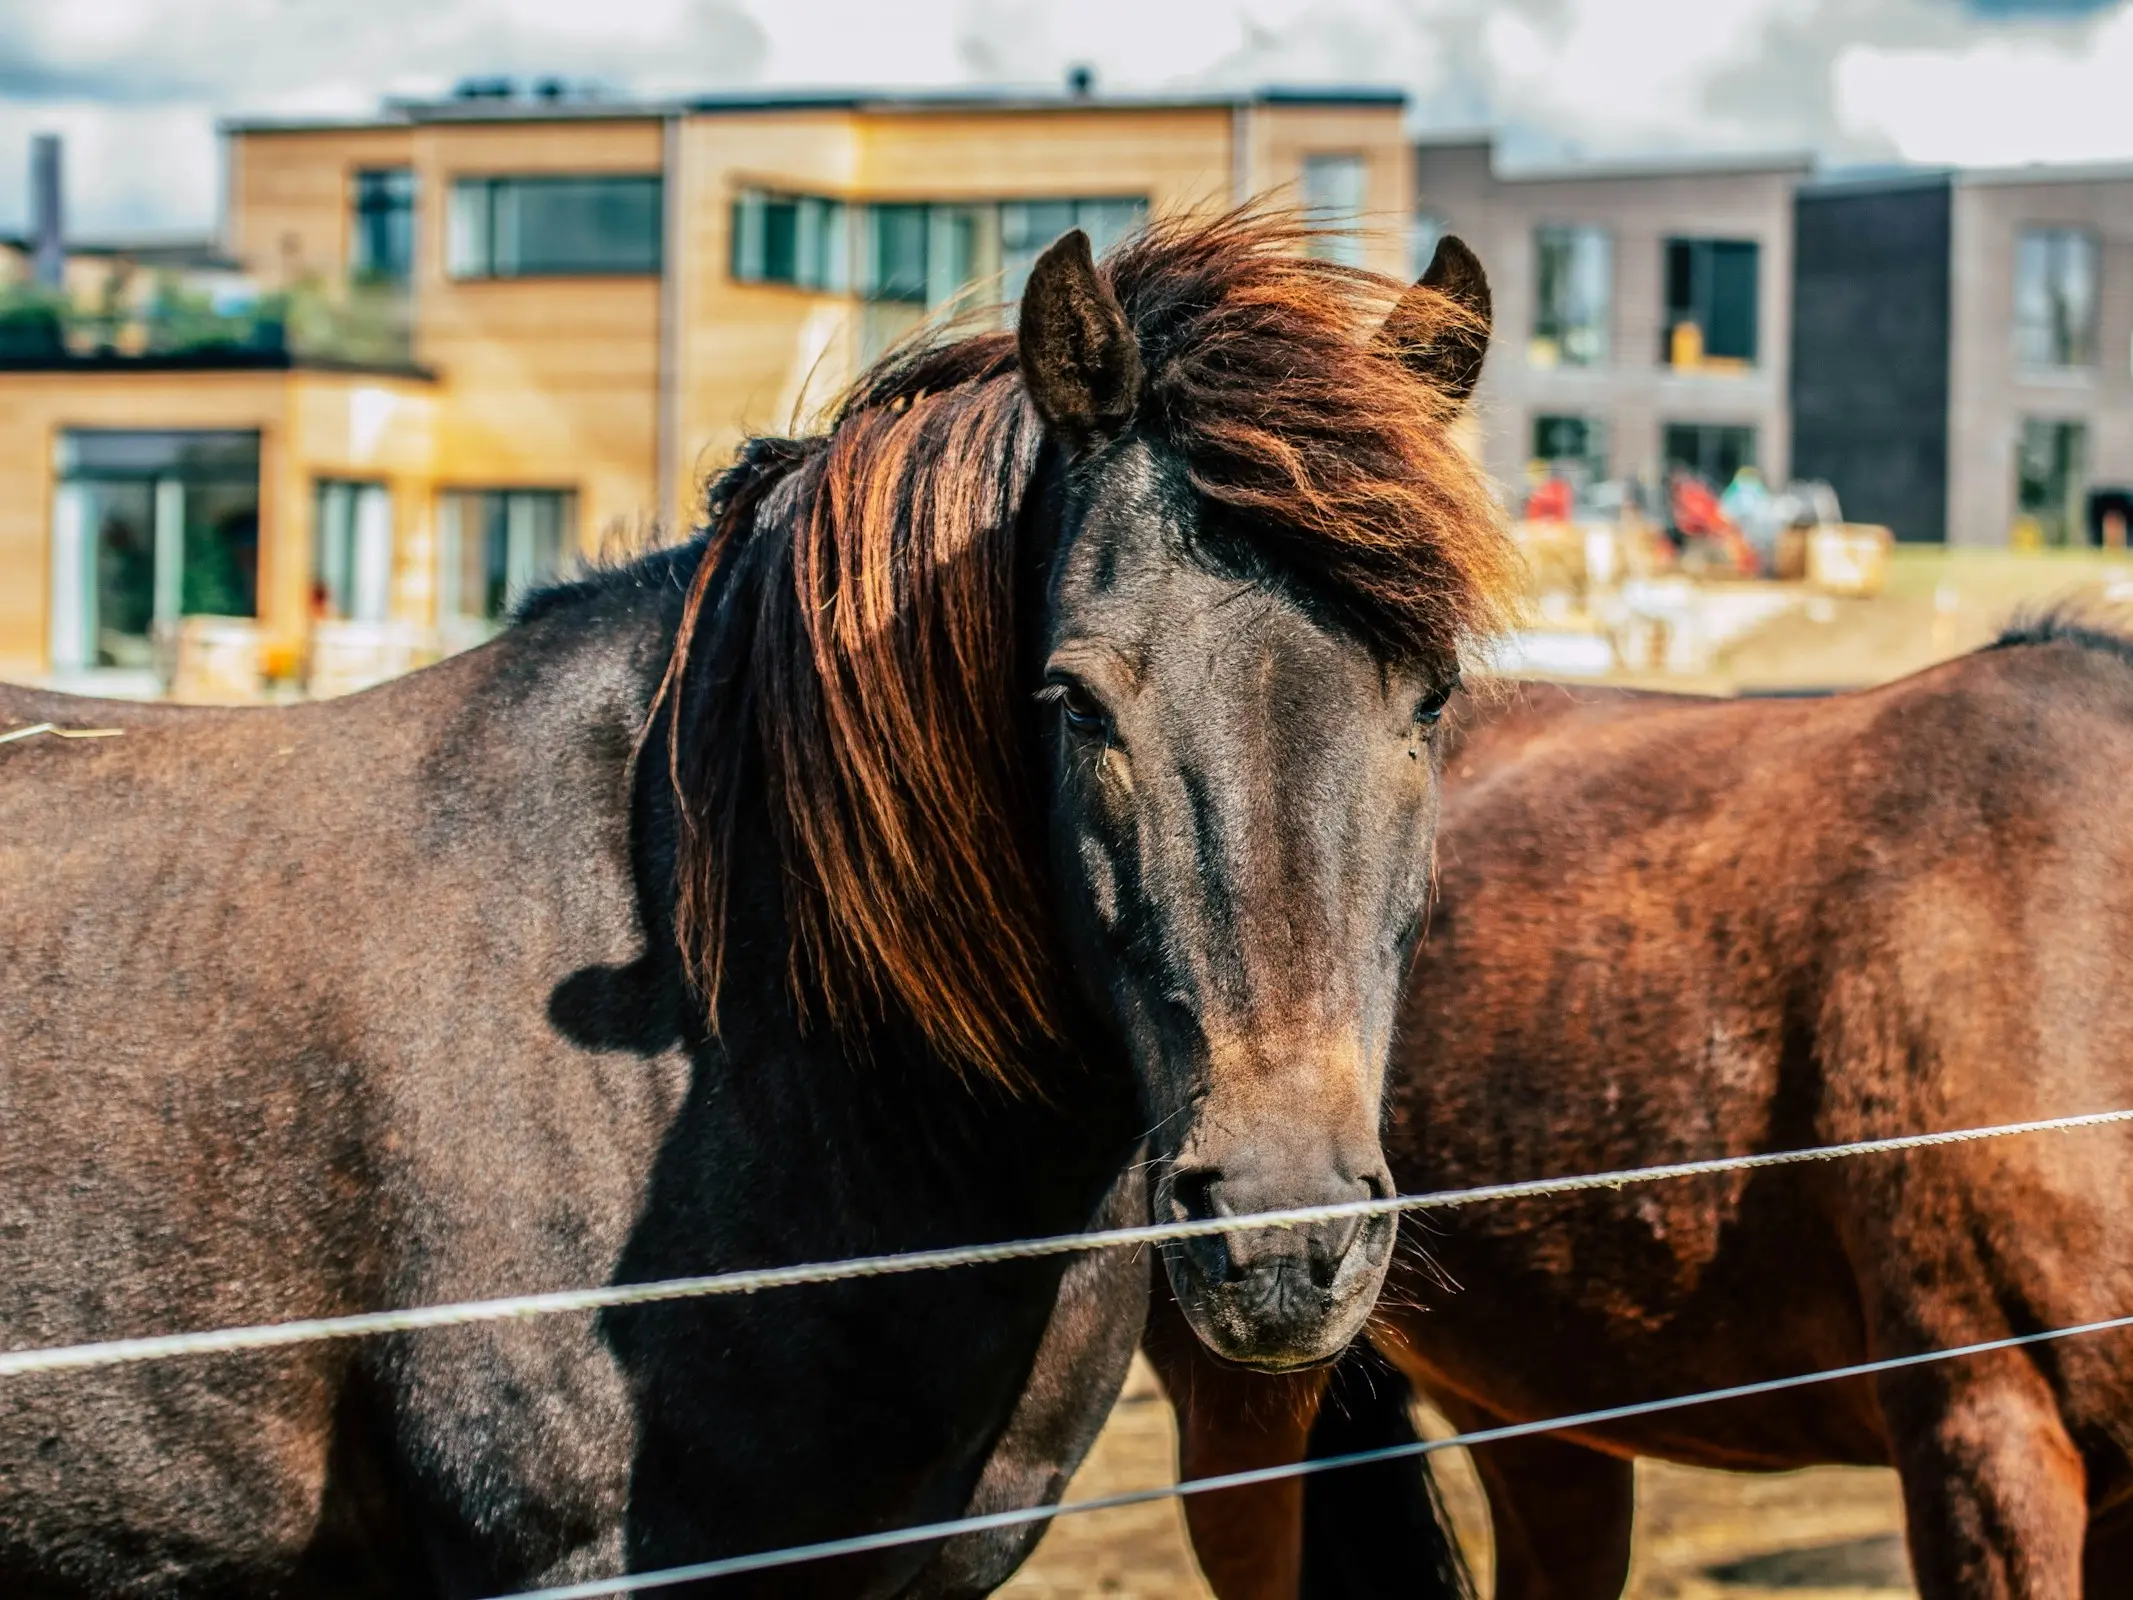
left=1018, top=231, right=1488, bottom=1371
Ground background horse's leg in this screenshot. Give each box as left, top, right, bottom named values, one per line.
left=1878, top=1354, right=2086, bottom=1599
left=1432, top=1394, right=1634, bottom=1600
left=1145, top=1272, right=1330, bottom=1600
left=1299, top=1338, right=1474, bottom=1600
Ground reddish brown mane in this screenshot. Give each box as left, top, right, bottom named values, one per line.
left=661, top=209, right=1518, bottom=1081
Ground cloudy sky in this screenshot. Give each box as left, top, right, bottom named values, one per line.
left=2, top=0, right=2128, bottom=237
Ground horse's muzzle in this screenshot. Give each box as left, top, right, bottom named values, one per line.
left=1159, top=1164, right=1396, bottom=1370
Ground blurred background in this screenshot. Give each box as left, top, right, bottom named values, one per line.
left=6, top=2, right=2132, bottom=1591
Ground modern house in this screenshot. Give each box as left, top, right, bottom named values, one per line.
left=1796, top=163, right=2133, bottom=548
left=0, top=81, right=1412, bottom=692
left=1413, top=137, right=1809, bottom=512
left=1428, top=130, right=2133, bottom=549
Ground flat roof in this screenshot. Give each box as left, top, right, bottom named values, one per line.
left=223, top=83, right=1405, bottom=136
left=0, top=349, right=435, bottom=379
left=0, top=232, right=238, bottom=269
left=1955, top=157, right=2133, bottom=189
left=1491, top=149, right=1816, bottom=185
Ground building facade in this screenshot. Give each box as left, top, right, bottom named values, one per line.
left=0, top=84, right=1411, bottom=691
left=1414, top=138, right=1808, bottom=509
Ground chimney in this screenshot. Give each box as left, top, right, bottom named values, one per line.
left=30, top=134, right=63, bottom=291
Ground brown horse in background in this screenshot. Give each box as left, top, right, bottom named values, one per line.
left=1151, top=618, right=2133, bottom=1600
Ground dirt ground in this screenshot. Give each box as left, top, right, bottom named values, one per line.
left=1005, top=1357, right=1915, bottom=1599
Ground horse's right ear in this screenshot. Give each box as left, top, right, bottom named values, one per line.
left=1018, top=229, right=1142, bottom=444
left=1377, top=234, right=1492, bottom=407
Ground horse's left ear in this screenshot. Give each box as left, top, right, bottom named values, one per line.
left=1377, top=234, right=1492, bottom=407
left=1019, top=229, right=1143, bottom=444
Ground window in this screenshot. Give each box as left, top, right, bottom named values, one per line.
left=1302, top=154, right=1368, bottom=267
left=838, top=195, right=1146, bottom=362
left=998, top=197, right=1145, bottom=302
left=1532, top=414, right=1608, bottom=485
left=438, top=489, right=576, bottom=628
left=2016, top=419, right=2087, bottom=546
left=48, top=431, right=260, bottom=672
left=1410, top=209, right=1447, bottom=283
left=314, top=480, right=394, bottom=623
left=1532, top=226, right=1611, bottom=368
left=1663, top=238, right=1759, bottom=368
left=868, top=204, right=933, bottom=304
left=730, top=190, right=849, bottom=291
left=1664, top=422, right=1758, bottom=486
left=446, top=176, right=662, bottom=278
left=2014, top=227, right=2098, bottom=369
left=350, top=168, right=415, bottom=284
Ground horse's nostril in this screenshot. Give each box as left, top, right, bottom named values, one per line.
left=1170, top=1167, right=1223, bottom=1223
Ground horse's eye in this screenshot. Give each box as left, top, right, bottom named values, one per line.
left=1053, top=681, right=1113, bottom=740
left=1413, top=679, right=1458, bottom=727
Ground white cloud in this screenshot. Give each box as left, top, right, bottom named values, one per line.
left=1837, top=6, right=2133, bottom=166
left=2, top=0, right=2130, bottom=237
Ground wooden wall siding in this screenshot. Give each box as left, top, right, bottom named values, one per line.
left=1249, top=105, right=1416, bottom=282
left=8, top=96, right=1419, bottom=665
left=0, top=370, right=438, bottom=678
left=673, top=111, right=863, bottom=523
left=408, top=120, right=669, bottom=549
left=670, top=99, right=1410, bottom=515
left=852, top=107, right=1233, bottom=205
left=226, top=126, right=416, bottom=286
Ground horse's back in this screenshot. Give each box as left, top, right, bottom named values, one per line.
left=1389, top=641, right=2133, bottom=1470
left=0, top=643, right=670, bottom=1591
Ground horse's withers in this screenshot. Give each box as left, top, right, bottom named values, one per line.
left=1019, top=230, right=1494, bottom=1370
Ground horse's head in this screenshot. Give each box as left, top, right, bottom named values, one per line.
left=1018, top=224, right=1502, bottom=1370
left=668, top=211, right=1509, bottom=1377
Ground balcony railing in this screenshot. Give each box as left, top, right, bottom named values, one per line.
left=0, top=278, right=415, bottom=370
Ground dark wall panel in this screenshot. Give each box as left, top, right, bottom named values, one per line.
left=1790, top=180, right=1952, bottom=542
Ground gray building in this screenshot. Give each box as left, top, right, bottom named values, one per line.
left=1426, top=136, right=2133, bottom=546
left=1793, top=163, right=2133, bottom=547
left=1415, top=138, right=1808, bottom=510
left=1947, top=165, right=2133, bottom=548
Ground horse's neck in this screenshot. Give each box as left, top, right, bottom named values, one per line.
left=682, top=782, right=1137, bottom=1250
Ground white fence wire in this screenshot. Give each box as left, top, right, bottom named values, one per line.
left=491, top=1311, right=2133, bottom=1598
left=10, top=1105, right=2132, bottom=1593
left=4, top=1107, right=2128, bottom=1381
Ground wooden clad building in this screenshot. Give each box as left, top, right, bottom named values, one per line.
left=0, top=85, right=1412, bottom=694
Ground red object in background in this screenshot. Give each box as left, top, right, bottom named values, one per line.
left=1669, top=473, right=1759, bottom=575
left=1669, top=474, right=1727, bottom=538
left=1524, top=477, right=1573, bottom=522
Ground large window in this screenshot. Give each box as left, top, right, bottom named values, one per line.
left=1532, top=414, right=1608, bottom=485
left=438, top=488, right=576, bottom=630
left=48, top=431, right=260, bottom=671
left=725, top=190, right=1144, bottom=364
left=2014, top=227, right=2099, bottom=370
left=1532, top=226, right=1611, bottom=368
left=1410, top=209, right=1447, bottom=283
left=1664, top=422, right=1758, bottom=486
left=314, top=480, right=394, bottom=623
left=852, top=195, right=1146, bottom=361
left=1663, top=238, right=1759, bottom=368
left=350, top=167, right=415, bottom=284
left=999, top=198, right=1145, bottom=302
left=2017, top=418, right=2087, bottom=546
left=447, top=175, right=662, bottom=278
left=730, top=190, right=849, bottom=292
left=1302, top=154, right=1368, bottom=267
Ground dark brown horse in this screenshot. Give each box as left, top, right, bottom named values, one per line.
left=1152, top=620, right=2133, bottom=1600
left=0, top=214, right=1515, bottom=1597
